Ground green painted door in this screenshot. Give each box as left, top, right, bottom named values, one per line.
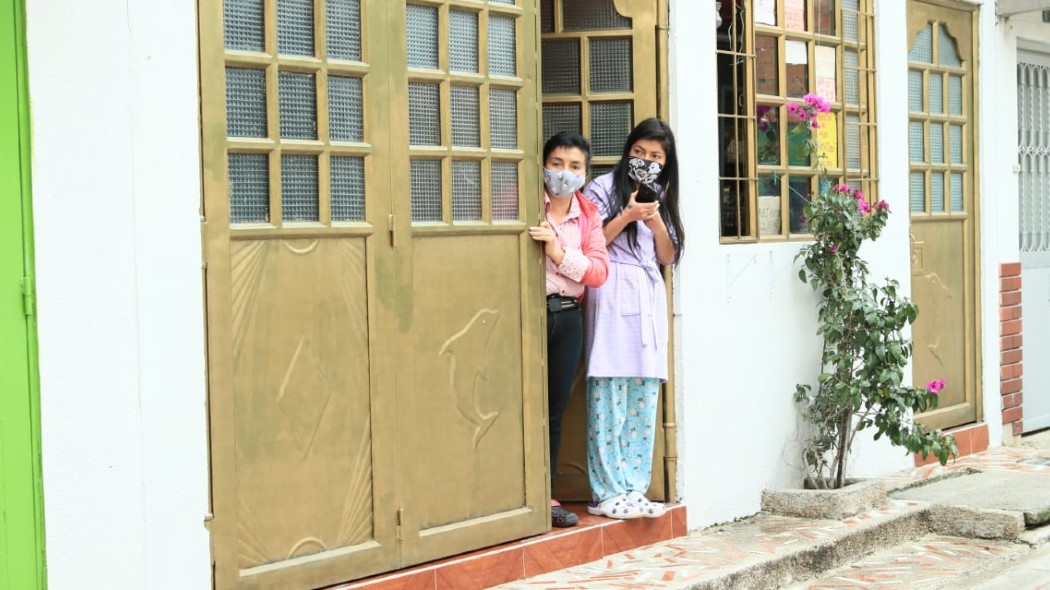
left=0, top=0, right=46, bottom=588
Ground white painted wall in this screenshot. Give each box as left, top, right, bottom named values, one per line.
left=669, top=1, right=921, bottom=531
left=25, top=1, right=210, bottom=588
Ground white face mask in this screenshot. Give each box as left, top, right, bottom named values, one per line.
left=543, top=168, right=586, bottom=198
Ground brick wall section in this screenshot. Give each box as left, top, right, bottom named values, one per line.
left=1000, top=263, right=1024, bottom=436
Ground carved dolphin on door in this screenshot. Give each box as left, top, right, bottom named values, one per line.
left=439, top=308, right=501, bottom=447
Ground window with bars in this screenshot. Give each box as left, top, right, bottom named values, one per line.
left=223, top=0, right=367, bottom=226
left=406, top=1, right=524, bottom=224
left=717, top=0, right=877, bottom=241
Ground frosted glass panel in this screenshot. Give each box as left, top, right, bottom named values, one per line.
left=410, top=160, right=442, bottom=222
left=279, top=71, right=317, bottom=140
left=950, top=172, right=964, bottom=212
left=277, top=0, right=314, bottom=56
left=540, top=0, right=554, bottom=33
left=591, top=102, right=632, bottom=156
left=452, top=161, right=482, bottom=221
left=843, top=0, right=859, bottom=41
left=590, top=38, right=632, bottom=93
left=224, top=0, right=264, bottom=52
left=950, top=124, right=963, bottom=164
left=491, top=162, right=519, bottom=220
left=489, top=15, right=517, bottom=76
left=407, top=4, right=439, bottom=69
left=331, top=156, right=365, bottom=222
left=846, top=114, right=861, bottom=169
left=910, top=172, right=925, bottom=212
left=931, top=172, right=944, bottom=212
left=543, top=104, right=581, bottom=140
left=490, top=88, right=518, bottom=149
left=930, top=73, right=943, bottom=114
left=930, top=123, right=943, bottom=164
left=938, top=25, right=962, bottom=67
left=408, top=82, right=440, bottom=146
left=909, top=121, right=925, bottom=163
left=563, top=0, right=631, bottom=30
left=844, top=50, right=859, bottom=105
left=451, top=86, right=480, bottom=147
left=327, top=0, right=361, bottom=61
left=948, top=75, right=962, bottom=116
left=229, top=153, right=270, bottom=223
left=910, top=24, right=932, bottom=63
left=542, top=40, right=580, bottom=94
left=908, top=70, right=923, bottom=113
left=226, top=68, right=267, bottom=137
left=281, top=155, right=319, bottom=221
left=329, top=75, right=363, bottom=142
left=450, top=10, right=479, bottom=73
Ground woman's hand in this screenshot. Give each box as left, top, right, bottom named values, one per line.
left=622, top=191, right=659, bottom=223
left=529, top=221, right=565, bottom=264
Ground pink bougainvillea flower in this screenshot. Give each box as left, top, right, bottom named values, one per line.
left=811, top=120, right=821, bottom=128
left=858, top=200, right=872, bottom=214
left=925, top=379, right=946, bottom=394
left=853, top=189, right=865, bottom=201
left=834, top=183, right=851, bottom=194
left=786, top=102, right=808, bottom=122
left=877, top=200, right=891, bottom=212
left=803, top=93, right=831, bottom=113
left=828, top=244, right=838, bottom=253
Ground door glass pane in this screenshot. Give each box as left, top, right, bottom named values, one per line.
left=563, top=0, right=630, bottom=31
left=540, top=0, right=554, bottom=32
left=910, top=171, right=925, bottom=212
left=755, top=35, right=779, bottom=95
left=329, top=75, right=363, bottom=142
left=331, top=156, right=365, bottom=221
left=450, top=9, right=479, bottom=73
left=789, top=176, right=811, bottom=234
left=542, top=103, right=581, bottom=139
left=410, top=160, right=442, bottom=222
left=224, top=0, right=265, bottom=52
left=229, top=153, right=270, bottom=223
left=948, top=75, right=962, bottom=115
left=846, top=113, right=860, bottom=169
left=408, top=82, right=440, bottom=145
left=488, top=15, right=517, bottom=76
left=452, top=161, right=482, bottom=221
left=910, top=24, right=932, bottom=63
left=591, top=102, right=632, bottom=156
left=931, top=171, right=944, bottom=212
left=542, top=39, right=580, bottom=94
left=491, top=162, right=519, bottom=220
left=407, top=4, right=439, bottom=69
left=327, top=0, right=361, bottom=61
left=842, top=0, right=858, bottom=41
left=950, top=172, right=964, bottom=211
left=281, top=154, right=319, bottom=221
left=279, top=71, right=318, bottom=140
left=929, top=73, right=943, bottom=114
left=785, top=0, right=806, bottom=32
left=949, top=124, right=963, bottom=164
left=757, top=104, right=781, bottom=166
left=938, top=25, right=962, bottom=67
left=930, top=122, right=943, bottom=164
left=786, top=40, right=809, bottom=97
left=490, top=88, right=518, bottom=149
left=226, top=68, right=268, bottom=137
left=451, top=86, right=481, bottom=147
left=590, top=38, right=632, bottom=93
left=845, top=50, right=859, bottom=104
left=908, top=70, right=923, bottom=113
left=277, top=0, right=314, bottom=56
left=909, top=121, right=925, bottom=163
left=814, top=0, right=835, bottom=36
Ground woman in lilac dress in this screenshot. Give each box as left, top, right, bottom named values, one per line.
left=581, top=119, right=685, bottom=519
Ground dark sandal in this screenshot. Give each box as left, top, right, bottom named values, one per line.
left=551, top=505, right=579, bottom=528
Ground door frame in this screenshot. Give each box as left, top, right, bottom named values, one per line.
left=0, top=0, right=47, bottom=587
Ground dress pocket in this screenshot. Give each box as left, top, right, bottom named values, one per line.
left=619, top=275, right=642, bottom=316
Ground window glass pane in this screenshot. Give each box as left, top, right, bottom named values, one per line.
left=591, top=102, right=633, bottom=157
left=542, top=39, right=580, bottom=94
left=281, top=154, right=319, bottom=221
left=410, top=160, right=442, bottom=222
left=489, top=15, right=517, bottom=76
left=450, top=9, right=479, bottom=73
left=490, top=88, right=518, bottom=149
left=938, top=25, right=962, bottom=67
left=758, top=175, right=782, bottom=237
left=846, top=113, right=861, bottom=169
left=327, top=0, right=362, bottom=61
left=720, top=179, right=749, bottom=237
left=563, top=0, right=631, bottom=31
left=755, top=0, right=776, bottom=25
left=540, top=0, right=554, bottom=33
left=452, top=161, right=482, bottom=221
left=950, top=172, right=964, bottom=211
left=842, top=0, right=858, bottom=41
left=277, top=0, right=314, bottom=56
left=930, top=122, right=943, bottom=164
left=789, top=176, right=811, bottom=234
left=224, top=0, right=265, bottom=52
left=948, top=75, right=962, bottom=116
left=908, top=69, right=923, bottom=113
left=785, top=0, right=806, bottom=31
left=590, top=38, right=632, bottom=93
left=844, top=50, right=859, bottom=105
left=788, top=120, right=809, bottom=167
left=718, top=52, right=747, bottom=115
left=408, top=82, right=440, bottom=145
left=329, top=75, right=363, bottom=142
left=814, top=0, right=835, bottom=36
left=229, top=153, right=270, bottom=223
left=910, top=171, right=926, bottom=212
left=931, top=171, right=944, bottom=212
left=331, top=156, right=365, bottom=221
left=278, top=71, right=317, bottom=140
left=407, top=4, right=439, bottom=69
left=451, top=86, right=481, bottom=147
left=757, top=104, right=781, bottom=166
left=929, top=73, right=943, bottom=114
left=490, top=0, right=515, bottom=4
left=226, top=68, right=268, bottom=137
left=909, top=121, right=925, bottom=163
left=949, top=124, right=963, bottom=164
left=755, top=35, right=779, bottom=95
left=786, top=40, right=809, bottom=97
left=909, top=24, right=932, bottom=63
left=492, top=162, right=519, bottom=220
left=815, top=46, right=836, bottom=102
left=543, top=103, right=581, bottom=140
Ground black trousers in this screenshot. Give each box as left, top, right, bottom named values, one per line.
left=546, top=306, right=583, bottom=488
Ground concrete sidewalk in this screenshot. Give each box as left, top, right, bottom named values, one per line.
left=491, top=446, right=1050, bottom=590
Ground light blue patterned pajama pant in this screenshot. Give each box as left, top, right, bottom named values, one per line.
left=586, top=376, right=660, bottom=503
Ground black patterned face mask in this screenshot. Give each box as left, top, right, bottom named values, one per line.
left=626, top=156, right=663, bottom=186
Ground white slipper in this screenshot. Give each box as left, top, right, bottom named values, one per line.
left=628, top=491, right=667, bottom=518
left=587, top=494, right=644, bottom=519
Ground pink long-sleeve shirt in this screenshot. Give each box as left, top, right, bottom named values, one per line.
left=543, top=192, right=610, bottom=298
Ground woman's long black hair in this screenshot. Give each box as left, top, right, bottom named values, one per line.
left=604, top=118, right=685, bottom=263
